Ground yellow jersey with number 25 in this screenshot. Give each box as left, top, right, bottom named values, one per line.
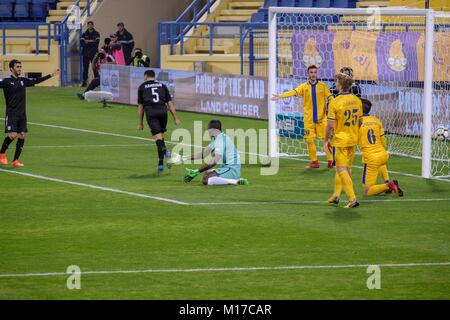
left=327, top=93, right=362, bottom=147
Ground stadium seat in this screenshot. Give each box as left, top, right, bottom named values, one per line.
left=31, top=0, right=49, bottom=21
left=264, top=0, right=278, bottom=7
left=15, top=1, right=31, bottom=20
left=333, top=0, right=356, bottom=8
left=279, top=0, right=296, bottom=6
left=296, top=0, right=313, bottom=7
left=251, top=10, right=267, bottom=22
left=316, top=0, right=331, bottom=7
left=0, top=3, right=14, bottom=21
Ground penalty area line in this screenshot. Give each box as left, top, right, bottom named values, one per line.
left=0, top=168, right=188, bottom=206
left=0, top=262, right=449, bottom=278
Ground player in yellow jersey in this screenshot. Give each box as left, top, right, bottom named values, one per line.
left=272, top=65, right=334, bottom=170
left=359, top=99, right=403, bottom=197
left=324, top=73, right=362, bottom=208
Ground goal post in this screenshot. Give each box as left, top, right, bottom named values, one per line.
left=267, top=6, right=448, bottom=180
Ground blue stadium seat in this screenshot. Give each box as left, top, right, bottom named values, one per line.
left=316, top=0, right=331, bottom=7
left=296, top=0, right=313, bottom=7
left=0, top=3, right=14, bottom=21
left=333, top=0, right=356, bottom=8
left=15, top=0, right=31, bottom=20
left=31, top=2, right=48, bottom=21
left=279, top=0, right=295, bottom=7
left=264, top=0, right=277, bottom=7
left=251, top=10, right=267, bottom=22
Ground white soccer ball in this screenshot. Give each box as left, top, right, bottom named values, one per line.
left=434, top=126, right=449, bottom=141
left=168, top=152, right=182, bottom=165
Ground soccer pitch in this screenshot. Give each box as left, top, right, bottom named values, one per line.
left=0, top=87, right=449, bottom=299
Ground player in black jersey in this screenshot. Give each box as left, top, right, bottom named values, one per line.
left=137, top=70, right=180, bottom=172
left=330, top=67, right=362, bottom=98
left=0, top=59, right=59, bottom=167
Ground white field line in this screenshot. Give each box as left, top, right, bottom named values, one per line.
left=0, top=262, right=449, bottom=278
left=0, top=169, right=188, bottom=205
left=1, top=118, right=440, bottom=182
left=26, top=144, right=148, bottom=149
left=0, top=168, right=448, bottom=206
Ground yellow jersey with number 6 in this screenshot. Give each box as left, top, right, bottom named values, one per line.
left=359, top=115, right=386, bottom=154
left=327, top=93, right=362, bottom=147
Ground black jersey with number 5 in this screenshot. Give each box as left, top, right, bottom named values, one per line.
left=137, top=80, right=172, bottom=112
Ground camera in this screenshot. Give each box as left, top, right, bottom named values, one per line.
left=135, top=51, right=143, bottom=59
left=98, top=52, right=105, bottom=60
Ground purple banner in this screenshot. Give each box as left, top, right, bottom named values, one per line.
left=376, top=32, right=421, bottom=81
left=292, top=31, right=336, bottom=79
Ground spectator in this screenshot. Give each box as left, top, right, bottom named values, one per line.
left=80, top=21, right=100, bottom=87
left=116, top=22, right=135, bottom=63
left=77, top=48, right=116, bottom=100
left=109, top=34, right=126, bottom=65
left=128, top=48, right=150, bottom=67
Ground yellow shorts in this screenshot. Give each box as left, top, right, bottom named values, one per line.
left=334, top=146, right=356, bottom=167
left=304, top=121, right=327, bottom=140
left=362, top=151, right=389, bottom=186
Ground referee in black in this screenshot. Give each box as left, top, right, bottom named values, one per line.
left=137, top=70, right=180, bottom=172
left=0, top=59, right=59, bottom=167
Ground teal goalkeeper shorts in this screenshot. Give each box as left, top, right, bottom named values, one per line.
left=212, top=165, right=240, bottom=179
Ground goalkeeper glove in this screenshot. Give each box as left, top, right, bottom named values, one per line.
left=184, top=168, right=200, bottom=182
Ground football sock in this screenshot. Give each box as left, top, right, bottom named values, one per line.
left=333, top=172, right=342, bottom=197
left=338, top=170, right=356, bottom=201
left=325, top=142, right=333, bottom=161
left=155, top=139, right=166, bottom=164
left=207, top=176, right=239, bottom=185
left=14, top=138, right=25, bottom=161
left=1, top=136, right=14, bottom=153
left=379, top=165, right=390, bottom=182
left=367, top=184, right=389, bottom=196
left=306, top=138, right=317, bottom=162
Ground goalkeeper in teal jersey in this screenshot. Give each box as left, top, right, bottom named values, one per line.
left=182, top=120, right=249, bottom=186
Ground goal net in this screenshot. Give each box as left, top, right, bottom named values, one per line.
left=268, top=7, right=450, bottom=180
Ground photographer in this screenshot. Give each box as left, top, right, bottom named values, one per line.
left=128, top=48, right=150, bottom=67
left=102, top=37, right=111, bottom=54
left=77, top=48, right=115, bottom=100
left=108, top=33, right=126, bottom=65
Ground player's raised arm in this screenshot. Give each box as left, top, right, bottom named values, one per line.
left=271, top=85, right=302, bottom=101
left=24, top=69, right=59, bottom=87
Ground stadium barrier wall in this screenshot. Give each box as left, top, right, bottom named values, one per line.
left=100, top=64, right=268, bottom=120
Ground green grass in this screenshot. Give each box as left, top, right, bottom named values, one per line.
left=0, top=87, right=449, bottom=299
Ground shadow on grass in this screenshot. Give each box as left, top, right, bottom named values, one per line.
left=51, top=164, right=126, bottom=171
left=127, top=172, right=170, bottom=179
left=324, top=206, right=362, bottom=222
left=424, top=179, right=450, bottom=193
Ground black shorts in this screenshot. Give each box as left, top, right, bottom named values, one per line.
left=145, top=110, right=168, bottom=136
left=4, top=114, right=28, bottom=133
